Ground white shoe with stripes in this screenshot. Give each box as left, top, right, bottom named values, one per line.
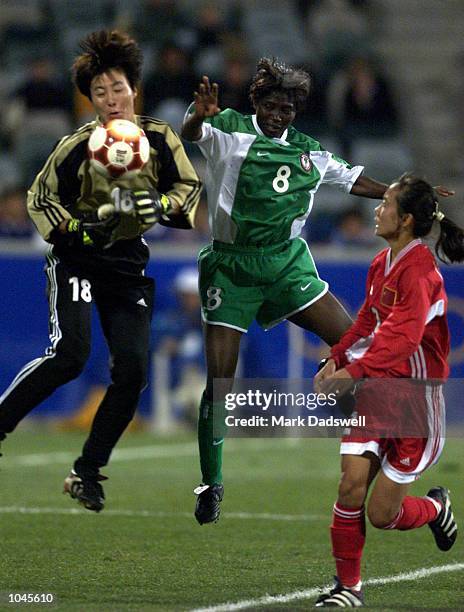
left=427, top=487, right=458, bottom=551
left=315, top=577, right=364, bottom=607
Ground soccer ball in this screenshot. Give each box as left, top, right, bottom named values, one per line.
left=88, top=119, right=150, bottom=179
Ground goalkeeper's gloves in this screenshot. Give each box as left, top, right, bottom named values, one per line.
left=65, top=210, right=120, bottom=248
left=110, top=187, right=172, bottom=225
left=130, top=189, right=172, bottom=225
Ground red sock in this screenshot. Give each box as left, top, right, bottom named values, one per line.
left=384, top=495, right=441, bottom=530
left=330, top=502, right=366, bottom=588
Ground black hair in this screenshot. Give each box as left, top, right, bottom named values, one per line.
left=396, top=173, right=464, bottom=263
left=249, top=57, right=310, bottom=111
left=72, top=30, right=143, bottom=99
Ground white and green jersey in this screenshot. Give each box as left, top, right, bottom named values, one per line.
left=195, top=108, right=363, bottom=246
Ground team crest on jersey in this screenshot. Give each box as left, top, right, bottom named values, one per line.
left=381, top=285, right=397, bottom=307
left=300, top=153, right=312, bottom=172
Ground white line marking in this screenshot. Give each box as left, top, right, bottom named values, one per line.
left=0, top=506, right=323, bottom=522
left=189, top=563, right=464, bottom=612
left=8, top=443, right=198, bottom=466
left=219, top=511, right=323, bottom=522
left=5, top=439, right=309, bottom=467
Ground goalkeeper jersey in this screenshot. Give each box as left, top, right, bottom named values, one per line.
left=27, top=115, right=201, bottom=243
left=194, top=108, right=364, bottom=246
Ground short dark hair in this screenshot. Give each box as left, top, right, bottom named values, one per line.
left=249, top=57, right=310, bottom=111
left=72, top=30, right=143, bottom=99
left=396, top=173, right=464, bottom=263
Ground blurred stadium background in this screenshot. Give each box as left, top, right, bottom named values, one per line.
left=1, top=3, right=463, bottom=610
left=0, top=0, right=463, bottom=430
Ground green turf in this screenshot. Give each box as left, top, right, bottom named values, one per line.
left=0, top=429, right=462, bottom=611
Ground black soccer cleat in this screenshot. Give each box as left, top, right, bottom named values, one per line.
left=194, top=483, right=224, bottom=525
left=63, top=470, right=107, bottom=513
left=427, top=486, right=458, bottom=551
left=315, top=577, right=364, bottom=607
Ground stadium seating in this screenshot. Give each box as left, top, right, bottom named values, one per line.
left=242, top=0, right=309, bottom=65
left=350, top=137, right=413, bottom=183
left=14, top=111, right=72, bottom=186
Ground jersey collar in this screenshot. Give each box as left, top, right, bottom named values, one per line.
left=252, top=114, right=290, bottom=145
left=385, top=238, right=422, bottom=275
left=96, top=115, right=141, bottom=126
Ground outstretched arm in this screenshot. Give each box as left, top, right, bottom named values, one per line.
left=350, top=175, right=387, bottom=199
left=351, top=175, right=455, bottom=200
left=181, top=75, right=221, bottom=142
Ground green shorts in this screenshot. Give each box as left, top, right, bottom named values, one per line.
left=198, top=237, right=328, bottom=332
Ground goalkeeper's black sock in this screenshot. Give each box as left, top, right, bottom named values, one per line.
left=197, top=392, right=226, bottom=485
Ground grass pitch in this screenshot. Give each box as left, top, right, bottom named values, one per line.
left=0, top=429, right=462, bottom=611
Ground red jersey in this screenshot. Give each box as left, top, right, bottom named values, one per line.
left=330, top=239, right=449, bottom=380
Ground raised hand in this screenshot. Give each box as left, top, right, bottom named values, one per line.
left=193, top=75, right=221, bottom=119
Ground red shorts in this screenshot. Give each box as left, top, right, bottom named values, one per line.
left=340, top=383, right=445, bottom=484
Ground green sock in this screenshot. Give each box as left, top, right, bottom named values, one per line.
left=197, top=393, right=226, bottom=485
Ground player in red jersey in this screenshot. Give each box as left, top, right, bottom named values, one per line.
left=313, top=174, right=462, bottom=607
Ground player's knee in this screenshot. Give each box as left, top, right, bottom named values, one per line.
left=337, top=474, right=368, bottom=508
left=367, top=502, right=397, bottom=529
left=61, top=359, right=87, bottom=381
left=205, top=378, right=234, bottom=403
left=111, top=351, right=148, bottom=391
left=54, top=345, right=89, bottom=380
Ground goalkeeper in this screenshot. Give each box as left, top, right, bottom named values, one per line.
left=0, top=30, right=201, bottom=512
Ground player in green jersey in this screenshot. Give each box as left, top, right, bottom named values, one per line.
left=182, top=58, right=454, bottom=525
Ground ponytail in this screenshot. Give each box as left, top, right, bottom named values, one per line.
left=435, top=216, right=464, bottom=263
left=396, top=173, right=464, bottom=264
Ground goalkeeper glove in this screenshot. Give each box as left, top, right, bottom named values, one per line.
left=66, top=209, right=120, bottom=248
left=130, top=189, right=172, bottom=225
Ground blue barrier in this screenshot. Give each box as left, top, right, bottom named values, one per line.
left=1, top=252, right=464, bottom=417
